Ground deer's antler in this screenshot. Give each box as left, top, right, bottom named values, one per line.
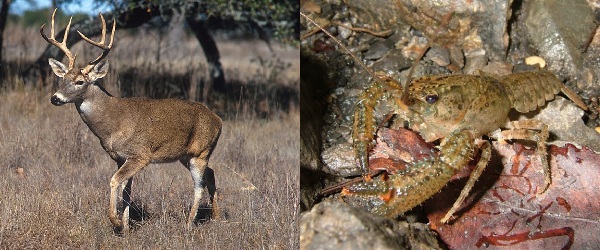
left=40, top=8, right=77, bottom=70
left=79, top=13, right=116, bottom=73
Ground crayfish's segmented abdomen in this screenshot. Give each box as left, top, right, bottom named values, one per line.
left=343, top=130, right=475, bottom=218
left=499, top=71, right=563, bottom=113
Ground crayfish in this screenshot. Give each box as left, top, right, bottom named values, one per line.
left=344, top=71, right=587, bottom=223
left=300, top=11, right=588, bottom=224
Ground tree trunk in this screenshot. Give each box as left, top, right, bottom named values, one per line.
left=0, top=0, right=11, bottom=81
left=185, top=16, right=226, bottom=93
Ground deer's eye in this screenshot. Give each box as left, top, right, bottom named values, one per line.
left=75, top=81, right=85, bottom=85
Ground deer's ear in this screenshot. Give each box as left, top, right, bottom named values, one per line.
left=48, top=58, right=68, bottom=77
left=88, top=60, right=109, bottom=81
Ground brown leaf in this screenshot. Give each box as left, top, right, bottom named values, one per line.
left=365, top=127, right=600, bottom=249
left=369, top=128, right=436, bottom=174
left=425, top=143, right=600, bottom=249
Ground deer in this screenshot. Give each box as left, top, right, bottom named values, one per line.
left=40, top=9, right=223, bottom=235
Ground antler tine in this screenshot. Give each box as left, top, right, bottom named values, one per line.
left=40, top=8, right=77, bottom=69
left=78, top=13, right=116, bottom=70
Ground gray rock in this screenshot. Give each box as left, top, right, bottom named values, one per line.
left=300, top=200, right=443, bottom=250
left=321, top=142, right=361, bottom=177
left=364, top=39, right=395, bottom=60
left=524, top=0, right=596, bottom=79
left=339, top=0, right=513, bottom=62
left=463, top=48, right=487, bottom=75
left=425, top=46, right=450, bottom=67
left=338, top=22, right=353, bottom=39
left=370, top=48, right=412, bottom=74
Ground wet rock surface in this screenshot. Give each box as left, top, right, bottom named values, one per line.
left=301, top=0, right=600, bottom=248
left=523, top=0, right=598, bottom=95
left=300, top=200, right=443, bottom=250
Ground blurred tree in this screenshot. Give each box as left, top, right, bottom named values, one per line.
left=23, top=0, right=299, bottom=93
left=0, top=0, right=10, bottom=80
left=20, top=8, right=87, bottom=27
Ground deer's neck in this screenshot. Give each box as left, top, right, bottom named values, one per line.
left=75, top=82, right=113, bottom=113
left=75, top=83, right=120, bottom=139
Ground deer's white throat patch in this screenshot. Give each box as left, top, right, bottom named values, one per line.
left=79, top=100, right=93, bottom=114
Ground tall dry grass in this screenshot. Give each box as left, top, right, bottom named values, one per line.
left=0, top=18, right=299, bottom=249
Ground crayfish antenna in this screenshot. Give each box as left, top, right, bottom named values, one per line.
left=300, top=11, right=378, bottom=80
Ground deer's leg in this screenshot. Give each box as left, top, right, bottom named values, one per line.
left=204, top=167, right=218, bottom=219
left=182, top=156, right=216, bottom=227
left=109, top=158, right=148, bottom=234
left=113, top=159, right=132, bottom=232
left=121, top=178, right=133, bottom=233
left=122, top=178, right=133, bottom=209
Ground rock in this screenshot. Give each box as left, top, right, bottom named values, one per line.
left=370, top=48, right=413, bottom=74
left=524, top=0, right=596, bottom=80
left=480, top=61, right=513, bottom=76
left=300, top=199, right=443, bottom=250
left=301, top=0, right=322, bottom=13
left=321, top=142, right=360, bottom=177
left=364, top=38, right=395, bottom=60
left=582, top=25, right=600, bottom=97
left=463, top=48, right=487, bottom=75
left=343, top=0, right=406, bottom=33
left=402, top=36, right=429, bottom=60
left=338, top=0, right=513, bottom=62
left=338, top=22, right=353, bottom=39
left=425, top=46, right=450, bottom=67
left=448, top=46, right=465, bottom=70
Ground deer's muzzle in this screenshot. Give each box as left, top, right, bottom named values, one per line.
left=50, top=95, right=66, bottom=106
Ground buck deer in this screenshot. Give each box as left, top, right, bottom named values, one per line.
left=41, top=10, right=223, bottom=234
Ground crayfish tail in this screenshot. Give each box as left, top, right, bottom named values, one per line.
left=560, top=86, right=588, bottom=111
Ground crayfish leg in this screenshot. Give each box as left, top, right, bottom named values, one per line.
left=344, top=130, right=477, bottom=219
left=341, top=178, right=390, bottom=198
left=499, top=120, right=551, bottom=194
left=342, top=161, right=449, bottom=219
left=440, top=140, right=492, bottom=223
left=352, top=78, right=404, bottom=173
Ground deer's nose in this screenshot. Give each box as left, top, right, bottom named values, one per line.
left=50, top=95, right=65, bottom=106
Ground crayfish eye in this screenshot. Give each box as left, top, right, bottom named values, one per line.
left=425, top=94, right=438, bottom=104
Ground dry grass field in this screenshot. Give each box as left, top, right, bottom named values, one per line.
left=0, top=17, right=299, bottom=249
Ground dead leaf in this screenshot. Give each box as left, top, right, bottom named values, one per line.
left=425, top=143, right=600, bottom=249
left=367, top=128, right=600, bottom=249
left=368, top=128, right=435, bottom=174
